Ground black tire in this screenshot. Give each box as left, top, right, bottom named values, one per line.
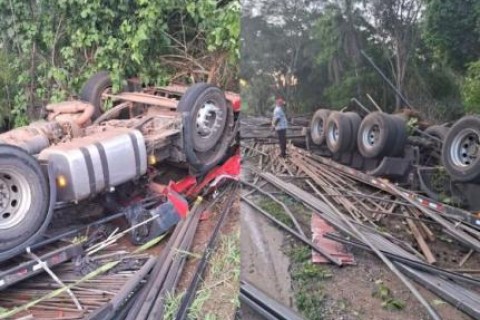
left=357, top=112, right=395, bottom=158
left=344, top=112, right=362, bottom=151
left=325, top=112, right=353, bottom=154
left=310, top=109, right=331, bottom=145
left=425, top=125, right=449, bottom=142
left=178, top=83, right=230, bottom=173
left=389, top=115, right=408, bottom=157
left=0, top=144, right=49, bottom=252
left=178, top=83, right=228, bottom=152
left=442, top=116, right=480, bottom=182
left=80, top=71, right=113, bottom=120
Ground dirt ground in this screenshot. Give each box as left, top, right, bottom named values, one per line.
left=240, top=195, right=474, bottom=320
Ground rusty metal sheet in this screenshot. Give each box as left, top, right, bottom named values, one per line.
left=311, top=215, right=355, bottom=264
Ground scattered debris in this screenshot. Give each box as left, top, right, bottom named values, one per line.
left=240, top=140, right=480, bottom=319
left=240, top=280, right=303, bottom=320
left=311, top=215, right=354, bottom=265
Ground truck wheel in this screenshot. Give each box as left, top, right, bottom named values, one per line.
left=178, top=83, right=228, bottom=152
left=442, top=116, right=480, bottom=182
left=390, top=115, right=408, bottom=157
left=80, top=71, right=112, bottom=120
left=179, top=83, right=230, bottom=173
left=325, top=112, right=353, bottom=154
left=357, top=112, right=395, bottom=158
left=344, top=112, right=361, bottom=151
left=310, top=109, right=331, bottom=145
left=0, top=145, right=49, bottom=252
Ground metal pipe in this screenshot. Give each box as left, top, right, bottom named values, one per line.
left=360, top=50, right=414, bottom=110
left=350, top=98, right=371, bottom=115
left=241, top=180, right=306, bottom=237
left=175, top=184, right=238, bottom=320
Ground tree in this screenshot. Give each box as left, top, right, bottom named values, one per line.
left=367, top=0, right=423, bottom=111
left=0, top=0, right=240, bottom=126
left=424, top=0, right=480, bottom=71
left=0, top=49, right=14, bottom=129
left=312, top=0, right=385, bottom=109
left=241, top=0, right=323, bottom=114
left=462, top=61, right=480, bottom=114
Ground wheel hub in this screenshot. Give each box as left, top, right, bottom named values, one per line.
left=328, top=123, right=339, bottom=144
left=451, top=129, right=480, bottom=168
left=315, top=120, right=324, bottom=137
left=196, top=102, right=221, bottom=137
left=363, top=124, right=380, bottom=149
left=0, top=169, right=30, bottom=230
left=0, top=179, right=10, bottom=210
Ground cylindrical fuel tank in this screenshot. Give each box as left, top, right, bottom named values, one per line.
left=39, top=128, right=147, bottom=202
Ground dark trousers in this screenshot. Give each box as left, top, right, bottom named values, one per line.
left=276, top=129, right=287, bottom=157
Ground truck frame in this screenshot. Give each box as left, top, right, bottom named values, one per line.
left=306, top=108, right=480, bottom=214
left=0, top=72, right=240, bottom=262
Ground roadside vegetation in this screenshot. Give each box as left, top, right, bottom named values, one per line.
left=164, top=230, right=240, bottom=319
left=0, top=0, right=240, bottom=128
left=257, top=196, right=330, bottom=319
left=241, top=0, right=480, bottom=122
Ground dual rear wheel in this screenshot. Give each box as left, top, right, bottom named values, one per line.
left=310, top=108, right=480, bottom=184
left=310, top=110, right=407, bottom=158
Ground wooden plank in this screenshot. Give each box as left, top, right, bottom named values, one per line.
left=409, top=208, right=436, bottom=242
left=403, top=210, right=437, bottom=264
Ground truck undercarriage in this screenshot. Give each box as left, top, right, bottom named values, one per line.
left=306, top=109, right=480, bottom=214
left=0, top=72, right=240, bottom=262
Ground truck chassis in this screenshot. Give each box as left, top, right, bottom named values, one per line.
left=0, top=72, right=240, bottom=262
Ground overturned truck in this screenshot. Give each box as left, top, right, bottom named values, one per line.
left=0, top=72, right=240, bottom=261
left=307, top=109, right=480, bottom=212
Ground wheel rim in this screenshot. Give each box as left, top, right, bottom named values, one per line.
left=314, top=119, right=324, bottom=138
left=196, top=101, right=222, bottom=139
left=328, top=122, right=339, bottom=145
left=450, top=128, right=480, bottom=168
left=362, top=124, right=380, bottom=150
left=0, top=167, right=32, bottom=230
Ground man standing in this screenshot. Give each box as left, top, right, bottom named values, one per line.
left=272, top=98, right=288, bottom=158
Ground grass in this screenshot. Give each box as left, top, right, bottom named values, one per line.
left=195, top=230, right=240, bottom=318
left=286, top=244, right=332, bottom=320
left=255, top=196, right=330, bottom=319
left=256, top=194, right=312, bottom=231
left=164, top=292, right=184, bottom=320
left=257, top=197, right=295, bottom=228
left=163, top=230, right=240, bottom=319
left=372, top=280, right=406, bottom=311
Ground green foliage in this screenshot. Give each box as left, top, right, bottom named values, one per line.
left=424, top=0, right=480, bottom=71
left=242, top=0, right=480, bottom=121
left=462, top=60, right=480, bottom=114
left=258, top=198, right=294, bottom=228
left=372, top=280, right=406, bottom=311
left=0, top=50, right=14, bottom=128
left=286, top=244, right=330, bottom=320
left=241, top=0, right=323, bottom=114
left=0, top=0, right=240, bottom=126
